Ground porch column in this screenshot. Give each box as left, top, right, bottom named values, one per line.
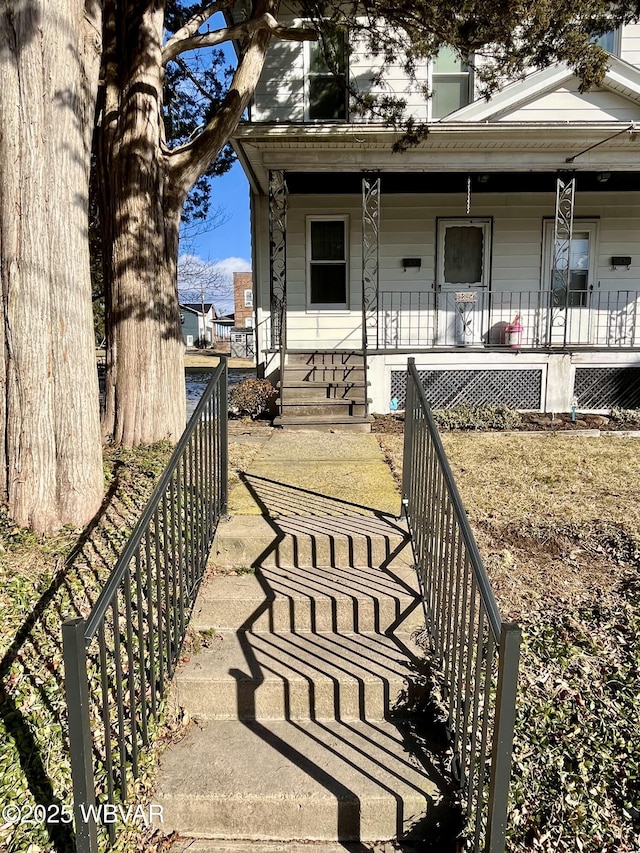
left=268, top=169, right=288, bottom=350
left=550, top=175, right=576, bottom=347
left=362, top=174, right=381, bottom=350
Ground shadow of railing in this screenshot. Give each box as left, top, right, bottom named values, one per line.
left=221, top=472, right=462, bottom=849
left=0, top=458, right=166, bottom=853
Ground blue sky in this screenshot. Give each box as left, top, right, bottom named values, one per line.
left=193, top=161, right=252, bottom=263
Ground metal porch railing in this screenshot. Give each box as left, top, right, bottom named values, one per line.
left=63, top=360, right=228, bottom=853
left=402, top=358, right=521, bottom=853
left=380, top=288, right=640, bottom=349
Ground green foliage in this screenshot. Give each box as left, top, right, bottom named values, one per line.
left=610, top=408, right=640, bottom=424
left=432, top=404, right=522, bottom=431
left=508, top=589, right=640, bottom=852
left=229, top=379, right=277, bottom=420
left=0, top=443, right=173, bottom=853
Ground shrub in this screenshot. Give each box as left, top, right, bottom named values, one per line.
left=229, top=378, right=277, bottom=419
left=194, top=336, right=209, bottom=349
left=432, top=403, right=522, bottom=431
left=610, top=407, right=640, bottom=424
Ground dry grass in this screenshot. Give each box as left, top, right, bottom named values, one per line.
left=378, top=432, right=640, bottom=618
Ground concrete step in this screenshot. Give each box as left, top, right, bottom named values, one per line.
left=155, top=717, right=438, bottom=843
left=196, top=564, right=422, bottom=635
left=273, top=415, right=373, bottom=432
left=174, top=629, right=420, bottom=721
left=210, top=515, right=413, bottom=573
left=169, top=842, right=404, bottom=853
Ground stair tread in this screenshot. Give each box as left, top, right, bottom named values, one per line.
left=177, top=629, right=420, bottom=686
left=155, top=717, right=438, bottom=840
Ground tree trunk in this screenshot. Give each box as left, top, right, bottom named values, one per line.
left=0, top=0, right=104, bottom=533
left=100, top=3, right=186, bottom=447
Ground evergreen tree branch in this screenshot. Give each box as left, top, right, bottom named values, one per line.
left=163, top=12, right=316, bottom=65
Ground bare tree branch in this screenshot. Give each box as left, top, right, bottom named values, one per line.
left=162, top=12, right=316, bottom=65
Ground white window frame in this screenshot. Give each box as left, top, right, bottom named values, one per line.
left=306, top=214, right=350, bottom=311
left=541, top=219, right=599, bottom=296
left=303, top=32, right=348, bottom=122
left=593, top=27, right=622, bottom=56
left=244, top=288, right=253, bottom=307
left=244, top=317, right=254, bottom=328
left=427, top=48, right=474, bottom=121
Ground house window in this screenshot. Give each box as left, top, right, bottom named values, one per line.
left=305, top=31, right=347, bottom=120
left=542, top=220, right=598, bottom=307
left=593, top=28, right=621, bottom=56
left=244, top=288, right=253, bottom=307
left=244, top=317, right=254, bottom=328
left=307, top=216, right=348, bottom=308
left=431, top=46, right=472, bottom=119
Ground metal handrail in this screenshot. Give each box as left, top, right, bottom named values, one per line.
left=402, top=358, right=521, bottom=853
left=63, top=360, right=228, bottom=853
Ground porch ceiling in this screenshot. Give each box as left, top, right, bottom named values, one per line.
left=283, top=170, right=640, bottom=194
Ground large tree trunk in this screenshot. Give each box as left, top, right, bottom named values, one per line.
left=0, top=0, right=104, bottom=533
left=100, top=2, right=186, bottom=446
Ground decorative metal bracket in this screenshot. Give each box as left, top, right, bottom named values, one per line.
left=550, top=176, right=576, bottom=345
left=268, top=170, right=287, bottom=350
left=362, top=175, right=380, bottom=350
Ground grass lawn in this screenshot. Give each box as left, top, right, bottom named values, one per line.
left=379, top=431, right=640, bottom=853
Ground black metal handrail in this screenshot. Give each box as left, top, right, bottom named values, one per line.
left=402, top=358, right=521, bottom=853
left=63, top=360, right=228, bottom=853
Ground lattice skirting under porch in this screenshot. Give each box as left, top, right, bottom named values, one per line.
left=573, top=367, right=640, bottom=409
left=390, top=369, right=543, bottom=410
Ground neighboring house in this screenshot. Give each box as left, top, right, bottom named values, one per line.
left=230, top=8, right=640, bottom=427
left=233, top=271, right=255, bottom=328
left=180, top=303, right=217, bottom=347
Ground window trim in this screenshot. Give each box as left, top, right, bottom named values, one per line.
left=593, top=27, right=622, bottom=57
left=303, top=32, right=349, bottom=122
left=306, top=214, right=350, bottom=310
left=427, top=48, right=474, bottom=121
left=541, top=218, right=599, bottom=297
left=244, top=288, right=253, bottom=307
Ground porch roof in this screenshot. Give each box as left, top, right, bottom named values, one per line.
left=232, top=122, right=640, bottom=193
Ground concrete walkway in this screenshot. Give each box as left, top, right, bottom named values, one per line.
left=153, top=429, right=459, bottom=851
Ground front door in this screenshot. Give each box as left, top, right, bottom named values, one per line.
left=436, top=218, right=491, bottom=346
left=542, top=220, right=598, bottom=346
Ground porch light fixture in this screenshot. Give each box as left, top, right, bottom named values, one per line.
left=402, top=257, right=422, bottom=271
left=596, top=171, right=611, bottom=183
left=476, top=174, right=490, bottom=184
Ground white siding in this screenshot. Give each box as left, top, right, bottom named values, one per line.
left=621, top=22, right=640, bottom=67
left=499, top=81, right=640, bottom=122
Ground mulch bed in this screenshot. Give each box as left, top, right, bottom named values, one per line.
left=371, top=411, right=640, bottom=434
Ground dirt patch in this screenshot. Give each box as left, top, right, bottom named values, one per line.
left=377, top=431, right=640, bottom=617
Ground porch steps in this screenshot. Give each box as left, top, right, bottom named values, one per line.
left=154, top=521, right=456, bottom=847
left=275, top=350, right=372, bottom=432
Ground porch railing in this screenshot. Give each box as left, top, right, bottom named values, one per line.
left=380, top=288, right=640, bottom=349
left=63, top=361, right=228, bottom=853
left=402, top=358, right=521, bottom=853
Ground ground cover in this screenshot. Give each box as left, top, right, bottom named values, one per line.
left=0, top=436, right=256, bottom=853
left=378, top=428, right=640, bottom=852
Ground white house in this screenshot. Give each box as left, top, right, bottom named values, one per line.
left=230, top=8, right=640, bottom=428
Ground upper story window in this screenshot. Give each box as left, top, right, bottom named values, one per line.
left=430, top=47, right=473, bottom=119
left=593, top=28, right=621, bottom=56
left=305, top=31, right=348, bottom=121
left=244, top=288, right=253, bottom=307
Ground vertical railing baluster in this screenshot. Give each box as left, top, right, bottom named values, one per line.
left=134, top=548, right=149, bottom=746
left=123, top=568, right=139, bottom=778
left=111, top=594, right=128, bottom=801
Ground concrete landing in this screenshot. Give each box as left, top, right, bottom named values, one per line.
left=226, top=431, right=400, bottom=517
